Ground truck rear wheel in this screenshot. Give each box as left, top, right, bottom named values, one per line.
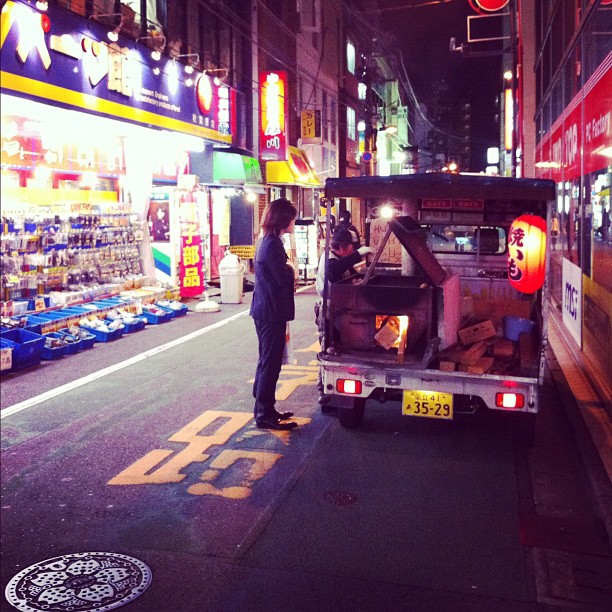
left=338, top=398, right=366, bottom=429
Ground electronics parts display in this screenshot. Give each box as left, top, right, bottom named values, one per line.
left=1, top=210, right=143, bottom=307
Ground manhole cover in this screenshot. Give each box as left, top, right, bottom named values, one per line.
left=4, top=552, right=152, bottom=612
left=322, top=490, right=358, bottom=506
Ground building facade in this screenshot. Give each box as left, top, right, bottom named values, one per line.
left=530, top=0, right=611, bottom=395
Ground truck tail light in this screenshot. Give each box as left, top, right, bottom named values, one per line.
left=336, top=379, right=362, bottom=395
left=496, top=392, right=525, bottom=409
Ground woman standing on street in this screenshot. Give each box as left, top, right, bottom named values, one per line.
left=250, top=198, right=298, bottom=430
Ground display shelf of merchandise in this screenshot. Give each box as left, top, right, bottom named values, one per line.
left=1, top=206, right=145, bottom=311
left=0, top=295, right=188, bottom=373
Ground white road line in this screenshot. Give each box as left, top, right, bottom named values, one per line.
left=1, top=284, right=316, bottom=420
left=1, top=309, right=249, bottom=420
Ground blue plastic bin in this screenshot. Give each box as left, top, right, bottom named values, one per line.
left=0, top=328, right=45, bottom=369
left=80, top=325, right=122, bottom=342
left=41, top=333, right=67, bottom=360
left=120, top=318, right=146, bottom=333
left=52, top=330, right=82, bottom=354
left=140, top=310, right=171, bottom=325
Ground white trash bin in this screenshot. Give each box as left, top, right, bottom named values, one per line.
left=218, top=252, right=244, bottom=303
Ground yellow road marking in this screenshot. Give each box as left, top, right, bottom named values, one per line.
left=108, top=410, right=312, bottom=499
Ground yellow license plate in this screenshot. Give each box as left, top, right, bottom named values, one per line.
left=402, top=390, right=453, bottom=420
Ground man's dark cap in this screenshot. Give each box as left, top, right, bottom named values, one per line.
left=331, top=228, right=353, bottom=249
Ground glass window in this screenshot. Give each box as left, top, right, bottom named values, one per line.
left=330, top=97, right=337, bottom=145
left=346, top=41, right=355, bottom=75
left=591, top=168, right=612, bottom=292
left=358, top=82, right=367, bottom=100
left=322, top=90, right=328, bottom=141
left=347, top=106, right=356, bottom=141
left=423, top=225, right=507, bottom=255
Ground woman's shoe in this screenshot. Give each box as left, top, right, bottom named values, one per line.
left=256, top=418, right=298, bottom=430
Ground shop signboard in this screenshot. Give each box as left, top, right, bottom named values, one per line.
left=259, top=71, right=288, bottom=161
left=177, top=191, right=206, bottom=296
left=549, top=119, right=564, bottom=184
left=584, top=55, right=611, bottom=176
left=535, top=134, right=552, bottom=179
left=301, top=109, right=321, bottom=143
left=563, top=97, right=582, bottom=182
left=562, top=257, right=582, bottom=346
left=0, top=114, right=125, bottom=174
left=0, top=1, right=232, bottom=144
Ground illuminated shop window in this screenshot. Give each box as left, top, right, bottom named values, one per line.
left=346, top=41, right=355, bottom=75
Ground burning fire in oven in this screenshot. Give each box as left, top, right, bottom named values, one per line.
left=375, top=315, right=410, bottom=362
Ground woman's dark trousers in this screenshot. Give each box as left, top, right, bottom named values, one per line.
left=253, top=318, right=286, bottom=421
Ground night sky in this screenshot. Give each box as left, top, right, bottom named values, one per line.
left=378, top=0, right=502, bottom=170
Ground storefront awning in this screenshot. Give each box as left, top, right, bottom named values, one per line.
left=266, top=147, right=321, bottom=187
left=213, top=150, right=263, bottom=186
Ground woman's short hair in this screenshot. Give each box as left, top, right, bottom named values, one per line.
left=260, top=198, right=297, bottom=235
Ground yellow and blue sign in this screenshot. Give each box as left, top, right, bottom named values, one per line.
left=0, top=1, right=232, bottom=144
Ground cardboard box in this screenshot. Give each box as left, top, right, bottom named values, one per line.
left=458, top=320, right=496, bottom=345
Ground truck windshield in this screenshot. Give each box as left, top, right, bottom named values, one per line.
left=424, top=225, right=507, bottom=255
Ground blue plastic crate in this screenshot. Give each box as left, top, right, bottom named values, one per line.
left=22, top=315, right=48, bottom=335
left=79, top=325, right=122, bottom=342
left=155, top=304, right=177, bottom=319
left=41, top=333, right=67, bottom=360
left=52, top=330, right=82, bottom=354
left=63, top=328, right=95, bottom=349
left=171, top=304, right=188, bottom=317
left=140, top=309, right=171, bottom=324
left=0, top=328, right=45, bottom=369
left=1, top=338, right=15, bottom=371
left=121, top=318, right=146, bottom=333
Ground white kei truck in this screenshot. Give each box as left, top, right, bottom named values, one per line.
left=317, top=173, right=556, bottom=431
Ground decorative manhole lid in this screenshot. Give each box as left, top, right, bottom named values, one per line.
left=322, top=490, right=358, bottom=506
left=4, top=552, right=152, bottom=612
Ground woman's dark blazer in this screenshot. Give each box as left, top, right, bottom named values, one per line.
left=249, top=234, right=295, bottom=322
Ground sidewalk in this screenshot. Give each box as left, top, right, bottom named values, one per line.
left=547, top=308, right=612, bottom=541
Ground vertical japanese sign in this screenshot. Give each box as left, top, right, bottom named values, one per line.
left=301, top=109, right=321, bottom=142
left=260, top=71, right=288, bottom=161
left=178, top=191, right=205, bottom=297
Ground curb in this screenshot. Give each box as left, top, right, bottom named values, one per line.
left=546, top=324, right=612, bottom=547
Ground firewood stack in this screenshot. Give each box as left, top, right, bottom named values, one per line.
left=438, top=318, right=537, bottom=376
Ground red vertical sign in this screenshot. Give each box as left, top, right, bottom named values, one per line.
left=178, top=192, right=205, bottom=297
left=584, top=62, right=612, bottom=175
left=260, top=71, right=288, bottom=161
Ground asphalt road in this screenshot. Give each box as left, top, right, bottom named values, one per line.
left=1, top=286, right=610, bottom=611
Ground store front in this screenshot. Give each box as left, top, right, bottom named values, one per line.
left=265, top=146, right=321, bottom=276
left=535, top=51, right=611, bottom=388
left=1, top=0, right=234, bottom=307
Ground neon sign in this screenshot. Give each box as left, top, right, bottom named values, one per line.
left=259, top=71, right=288, bottom=161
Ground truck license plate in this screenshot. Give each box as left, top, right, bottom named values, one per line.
left=402, top=390, right=453, bottom=420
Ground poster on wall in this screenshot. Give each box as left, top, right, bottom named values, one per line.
left=148, top=200, right=170, bottom=242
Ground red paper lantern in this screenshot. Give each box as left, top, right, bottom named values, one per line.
left=507, top=215, right=547, bottom=294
